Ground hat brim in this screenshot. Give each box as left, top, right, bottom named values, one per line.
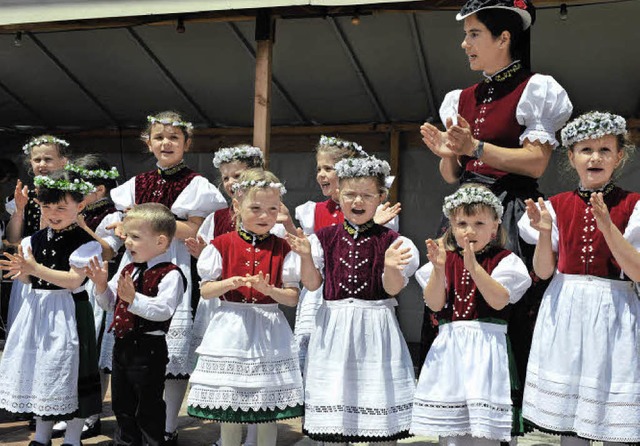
left=456, top=5, right=532, bottom=30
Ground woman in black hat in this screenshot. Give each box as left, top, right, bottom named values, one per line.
left=417, top=0, right=573, bottom=440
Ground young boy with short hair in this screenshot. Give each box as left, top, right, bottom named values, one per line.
left=85, top=203, right=185, bottom=446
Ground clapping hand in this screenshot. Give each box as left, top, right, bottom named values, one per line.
left=525, top=197, right=552, bottom=233
left=425, top=238, right=445, bottom=273
left=285, top=228, right=312, bottom=257
left=374, top=202, right=401, bottom=226
left=385, top=239, right=412, bottom=271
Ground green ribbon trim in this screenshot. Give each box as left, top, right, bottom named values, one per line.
left=187, top=404, right=303, bottom=423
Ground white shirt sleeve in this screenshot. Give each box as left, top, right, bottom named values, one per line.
left=414, top=262, right=434, bottom=291
left=439, top=90, right=462, bottom=125
left=491, top=253, right=532, bottom=304
left=171, top=176, right=227, bottom=219
left=270, top=223, right=287, bottom=239
left=110, top=177, right=136, bottom=211
left=622, top=200, right=640, bottom=251
left=5, top=198, right=16, bottom=216
left=308, top=234, right=325, bottom=275
left=95, top=211, right=125, bottom=252
left=128, top=269, right=183, bottom=321
left=282, top=251, right=301, bottom=289
left=95, top=272, right=119, bottom=311
left=69, top=241, right=103, bottom=269
left=197, top=212, right=217, bottom=244
left=517, top=199, right=559, bottom=252
left=197, top=244, right=223, bottom=282
left=516, top=74, right=573, bottom=148
left=295, top=201, right=317, bottom=235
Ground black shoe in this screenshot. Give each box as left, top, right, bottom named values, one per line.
left=51, top=420, right=67, bottom=438
left=81, top=418, right=101, bottom=439
left=164, top=430, right=179, bottom=446
left=27, top=441, right=51, bottom=446
left=61, top=443, right=82, bottom=446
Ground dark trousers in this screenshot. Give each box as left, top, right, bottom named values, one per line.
left=112, top=334, right=168, bottom=446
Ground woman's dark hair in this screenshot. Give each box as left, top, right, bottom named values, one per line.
left=476, top=8, right=532, bottom=69
left=72, top=153, right=118, bottom=191
left=36, top=170, right=85, bottom=204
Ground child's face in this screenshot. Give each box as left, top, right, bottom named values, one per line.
left=568, top=134, right=623, bottom=190
left=233, top=188, right=281, bottom=236
left=219, top=161, right=248, bottom=197
left=40, top=195, right=84, bottom=231
left=30, top=144, right=67, bottom=177
left=146, top=124, right=190, bottom=169
left=450, top=206, right=499, bottom=252
left=123, top=218, right=168, bottom=263
left=316, top=153, right=339, bottom=200
left=338, top=177, right=383, bottom=226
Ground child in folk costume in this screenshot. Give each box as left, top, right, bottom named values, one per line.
left=287, top=155, right=419, bottom=444
left=518, top=111, right=640, bottom=444
left=0, top=170, right=102, bottom=446
left=5, top=135, right=70, bottom=331
left=187, top=169, right=304, bottom=446
left=411, top=184, right=531, bottom=445
left=109, top=111, right=226, bottom=444
left=293, top=135, right=401, bottom=370
left=85, top=203, right=185, bottom=446
left=55, top=156, right=124, bottom=439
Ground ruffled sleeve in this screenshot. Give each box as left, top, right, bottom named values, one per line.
left=282, top=251, right=301, bottom=289
left=95, top=211, right=124, bottom=252
left=270, top=223, right=287, bottom=239
left=295, top=201, right=317, bottom=235
left=69, top=241, right=103, bottom=269
left=172, top=176, right=227, bottom=220
left=382, top=236, right=420, bottom=287
left=197, top=212, right=217, bottom=244
left=5, top=198, right=16, bottom=216
left=623, top=200, right=640, bottom=251
left=414, top=262, right=433, bottom=291
left=308, top=234, right=325, bottom=275
left=439, top=90, right=462, bottom=125
left=517, top=199, right=559, bottom=252
left=516, top=74, right=573, bottom=148
left=110, top=176, right=136, bottom=211
left=197, top=243, right=223, bottom=282
left=20, top=236, right=32, bottom=258
left=491, top=253, right=532, bottom=304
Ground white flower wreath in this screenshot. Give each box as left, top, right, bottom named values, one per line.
left=319, top=135, right=368, bottom=158
left=147, top=115, right=194, bottom=131
left=231, top=180, right=287, bottom=196
left=34, top=175, right=96, bottom=195
left=65, top=163, right=119, bottom=180
left=22, top=136, right=69, bottom=156
left=212, top=145, right=264, bottom=168
left=561, top=111, right=627, bottom=148
left=442, top=186, right=504, bottom=221
left=334, top=156, right=391, bottom=180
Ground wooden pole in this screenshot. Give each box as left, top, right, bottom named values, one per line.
left=253, top=10, right=274, bottom=166
left=389, top=127, right=400, bottom=204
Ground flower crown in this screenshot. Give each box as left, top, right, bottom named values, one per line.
left=335, top=156, right=390, bottom=180
left=443, top=186, right=504, bottom=221
left=319, top=135, right=368, bottom=158
left=33, top=175, right=96, bottom=195
left=560, top=111, right=627, bottom=148
left=65, top=163, right=119, bottom=180
left=231, top=180, right=286, bottom=196
left=147, top=115, right=194, bottom=131
left=213, top=146, right=264, bottom=168
left=22, top=136, right=69, bottom=156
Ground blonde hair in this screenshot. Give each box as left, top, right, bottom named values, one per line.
left=316, top=136, right=365, bottom=163
left=233, top=169, right=283, bottom=229
left=124, top=203, right=176, bottom=241
left=142, top=110, right=193, bottom=141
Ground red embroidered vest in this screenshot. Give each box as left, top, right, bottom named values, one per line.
left=134, top=165, right=199, bottom=208
left=212, top=231, right=290, bottom=304
left=550, top=188, right=640, bottom=279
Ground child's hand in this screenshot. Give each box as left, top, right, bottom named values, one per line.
left=462, top=237, right=479, bottom=273
left=13, top=180, right=29, bottom=213
left=117, top=271, right=136, bottom=304
left=285, top=228, right=312, bottom=256
left=77, top=213, right=88, bottom=231
left=106, top=221, right=126, bottom=240
left=525, top=197, right=552, bottom=233
left=421, top=121, right=456, bottom=159
left=590, top=192, right=613, bottom=234
left=185, top=235, right=207, bottom=258
left=246, top=271, right=273, bottom=296
left=277, top=203, right=292, bottom=224
left=84, top=256, right=109, bottom=288
left=385, top=239, right=412, bottom=271
left=425, top=238, right=445, bottom=272
left=225, top=276, right=247, bottom=291
left=0, top=246, right=38, bottom=279
left=374, top=202, right=401, bottom=226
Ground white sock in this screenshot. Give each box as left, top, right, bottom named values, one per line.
left=256, top=422, right=277, bottom=446
left=34, top=418, right=54, bottom=444
left=164, top=379, right=188, bottom=433
left=221, top=423, right=243, bottom=446
left=561, top=437, right=589, bottom=446
left=63, top=417, right=85, bottom=446
left=244, top=424, right=257, bottom=446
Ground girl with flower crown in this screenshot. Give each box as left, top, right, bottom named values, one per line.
left=187, top=169, right=304, bottom=446
left=5, top=135, right=70, bottom=332
left=108, top=111, right=227, bottom=445
left=418, top=0, right=574, bottom=404
left=517, top=111, right=640, bottom=444
left=0, top=170, right=103, bottom=446
left=293, top=135, right=401, bottom=371
left=287, top=155, right=418, bottom=444
left=411, top=183, right=531, bottom=445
